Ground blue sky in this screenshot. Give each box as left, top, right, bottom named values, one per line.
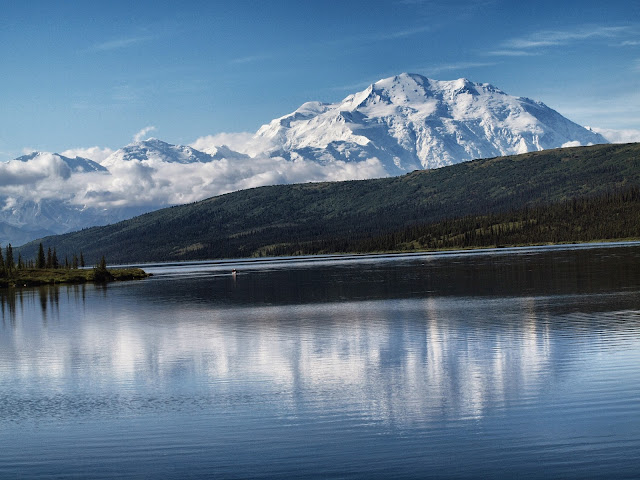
left=1, top=0, right=638, bottom=161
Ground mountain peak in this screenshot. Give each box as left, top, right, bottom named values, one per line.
left=14, top=151, right=107, bottom=173
left=103, top=138, right=247, bottom=166
left=15, top=151, right=42, bottom=162
left=253, top=73, right=608, bottom=172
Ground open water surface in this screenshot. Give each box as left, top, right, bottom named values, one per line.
left=1, top=243, right=639, bottom=478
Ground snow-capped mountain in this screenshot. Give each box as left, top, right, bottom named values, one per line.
left=103, top=138, right=207, bottom=167
left=0, top=141, right=253, bottom=246
left=1, top=73, right=611, bottom=247
left=101, top=138, right=249, bottom=168
left=16, top=151, right=108, bottom=173
left=0, top=152, right=147, bottom=246
left=253, top=73, right=607, bottom=172
left=0, top=197, right=149, bottom=247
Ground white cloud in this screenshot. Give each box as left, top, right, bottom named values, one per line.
left=0, top=153, right=72, bottom=190
left=190, top=131, right=278, bottom=157
left=561, top=141, right=582, bottom=148
left=91, top=35, right=154, bottom=52
left=61, top=146, right=115, bottom=164
left=375, top=25, right=432, bottom=41
left=73, top=154, right=387, bottom=209
left=230, top=54, right=272, bottom=64
left=0, top=146, right=388, bottom=212
left=587, top=127, right=640, bottom=144
left=190, top=132, right=255, bottom=154
left=133, top=126, right=157, bottom=142
left=486, top=50, right=539, bottom=57
left=504, top=26, right=629, bottom=50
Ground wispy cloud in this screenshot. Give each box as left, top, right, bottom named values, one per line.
left=548, top=87, right=640, bottom=131
left=329, top=24, right=432, bottom=46
left=91, top=35, right=154, bottom=52
left=621, top=40, right=640, bottom=46
left=373, top=25, right=432, bottom=41
left=230, top=53, right=272, bottom=64
left=398, top=0, right=497, bottom=15
left=502, top=25, right=629, bottom=50
left=485, top=50, right=539, bottom=57
left=231, top=23, right=432, bottom=67
left=133, top=126, right=156, bottom=142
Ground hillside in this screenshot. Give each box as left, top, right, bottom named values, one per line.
left=18, top=143, right=640, bottom=264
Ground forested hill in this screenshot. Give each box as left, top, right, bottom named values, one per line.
left=18, top=142, right=640, bottom=264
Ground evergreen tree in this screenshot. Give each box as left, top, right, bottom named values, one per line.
left=0, top=245, right=5, bottom=277
left=17, top=253, right=23, bottom=270
left=46, top=247, right=52, bottom=269
left=37, top=243, right=46, bottom=269
left=93, top=255, right=113, bottom=283
left=6, top=244, right=13, bottom=274
left=52, top=248, right=59, bottom=269
left=80, top=252, right=85, bottom=268
left=72, top=254, right=79, bottom=269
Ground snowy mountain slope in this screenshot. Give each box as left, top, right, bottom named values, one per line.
left=15, top=152, right=108, bottom=173
left=0, top=139, right=257, bottom=246
left=0, top=151, right=145, bottom=246
left=252, top=73, right=608, bottom=173
left=0, top=152, right=114, bottom=245
left=0, top=197, right=151, bottom=247
left=101, top=138, right=248, bottom=168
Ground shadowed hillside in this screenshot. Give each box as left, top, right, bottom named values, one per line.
left=18, top=143, right=640, bottom=264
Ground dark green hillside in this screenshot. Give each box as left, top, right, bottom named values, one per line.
left=18, top=143, right=640, bottom=264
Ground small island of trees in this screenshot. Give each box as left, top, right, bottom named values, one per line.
left=0, top=243, right=148, bottom=288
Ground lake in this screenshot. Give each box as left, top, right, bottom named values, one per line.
left=1, top=243, right=639, bottom=479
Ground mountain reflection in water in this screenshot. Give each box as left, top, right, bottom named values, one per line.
left=0, top=243, right=639, bottom=479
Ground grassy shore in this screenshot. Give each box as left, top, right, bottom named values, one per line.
left=0, top=267, right=150, bottom=288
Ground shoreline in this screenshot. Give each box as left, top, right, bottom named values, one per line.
left=114, top=239, right=640, bottom=277
left=0, top=267, right=150, bottom=288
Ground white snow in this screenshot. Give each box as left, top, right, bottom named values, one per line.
left=247, top=73, right=607, bottom=173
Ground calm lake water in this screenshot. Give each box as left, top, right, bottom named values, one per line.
left=1, top=243, right=639, bottom=479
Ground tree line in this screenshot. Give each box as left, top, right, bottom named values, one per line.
left=248, top=186, right=640, bottom=257
left=0, top=242, right=86, bottom=278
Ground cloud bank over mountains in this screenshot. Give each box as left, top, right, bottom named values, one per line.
left=587, top=127, right=640, bottom=145
left=2, top=142, right=385, bottom=212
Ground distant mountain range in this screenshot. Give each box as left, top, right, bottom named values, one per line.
left=2, top=73, right=610, bottom=247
